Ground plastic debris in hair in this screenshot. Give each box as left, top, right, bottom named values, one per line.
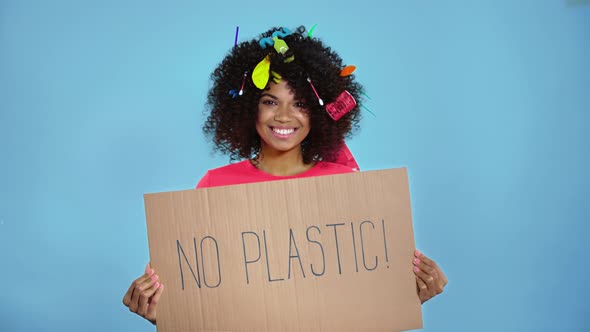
left=271, top=71, right=282, bottom=84
left=308, top=24, right=318, bottom=38
left=361, top=104, right=376, bottom=117
left=325, top=91, right=357, bottom=121
left=239, top=71, right=247, bottom=95
left=358, top=89, right=376, bottom=116
left=272, top=36, right=295, bottom=63
left=306, top=77, right=324, bottom=106
left=273, top=37, right=289, bottom=54
left=360, top=89, right=372, bottom=100
left=340, top=65, right=356, bottom=76
left=228, top=71, right=248, bottom=98
left=252, top=55, right=271, bottom=89
left=234, top=26, right=240, bottom=47
left=259, top=27, right=292, bottom=48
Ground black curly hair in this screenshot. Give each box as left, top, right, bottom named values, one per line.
left=203, top=25, right=363, bottom=164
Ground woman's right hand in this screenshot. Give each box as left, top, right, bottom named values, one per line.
left=122, top=263, right=164, bottom=325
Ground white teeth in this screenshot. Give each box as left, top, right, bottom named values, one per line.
left=272, top=128, right=295, bottom=135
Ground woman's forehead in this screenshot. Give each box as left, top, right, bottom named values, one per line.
left=264, top=81, right=297, bottom=97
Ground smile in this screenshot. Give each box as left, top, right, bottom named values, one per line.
left=270, top=126, right=298, bottom=137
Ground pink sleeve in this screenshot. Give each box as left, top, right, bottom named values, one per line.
left=196, top=172, right=211, bottom=189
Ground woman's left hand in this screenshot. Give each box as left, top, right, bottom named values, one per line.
left=413, top=249, right=447, bottom=303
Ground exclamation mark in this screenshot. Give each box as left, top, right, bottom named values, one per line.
left=382, top=219, right=390, bottom=268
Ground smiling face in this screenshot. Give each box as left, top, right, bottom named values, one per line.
left=255, top=80, right=311, bottom=157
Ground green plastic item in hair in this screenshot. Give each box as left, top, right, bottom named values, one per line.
left=273, top=36, right=289, bottom=54
left=308, top=24, right=318, bottom=38
left=361, top=104, right=376, bottom=117
left=360, top=90, right=373, bottom=100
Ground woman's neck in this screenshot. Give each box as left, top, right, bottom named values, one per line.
left=253, top=147, right=314, bottom=176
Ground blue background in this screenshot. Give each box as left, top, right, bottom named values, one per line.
left=1, top=0, right=588, bottom=331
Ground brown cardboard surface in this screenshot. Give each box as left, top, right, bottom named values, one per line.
left=144, top=168, right=422, bottom=332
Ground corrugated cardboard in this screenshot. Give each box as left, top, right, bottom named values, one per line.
left=144, top=167, right=422, bottom=332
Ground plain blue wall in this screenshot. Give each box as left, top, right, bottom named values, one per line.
left=1, top=0, right=588, bottom=331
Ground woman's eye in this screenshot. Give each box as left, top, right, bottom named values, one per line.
left=261, top=99, right=276, bottom=105
left=295, top=102, right=308, bottom=108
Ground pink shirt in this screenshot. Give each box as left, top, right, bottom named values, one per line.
left=196, top=160, right=355, bottom=189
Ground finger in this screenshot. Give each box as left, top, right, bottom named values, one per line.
left=414, top=267, right=436, bottom=292
left=417, top=259, right=438, bottom=277
left=414, top=249, right=422, bottom=258
left=418, top=253, right=439, bottom=270
left=123, top=281, right=137, bottom=306
left=415, top=275, right=428, bottom=293
left=416, top=265, right=444, bottom=296
left=138, top=277, right=160, bottom=316
left=415, top=276, right=429, bottom=303
left=129, top=273, right=157, bottom=313
left=138, top=273, right=160, bottom=314
left=414, top=251, right=447, bottom=294
left=146, top=283, right=165, bottom=324
left=123, top=271, right=152, bottom=307
left=418, top=255, right=448, bottom=288
left=414, top=268, right=435, bottom=302
left=413, top=255, right=437, bottom=277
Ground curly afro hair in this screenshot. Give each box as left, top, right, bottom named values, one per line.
left=203, top=25, right=363, bottom=164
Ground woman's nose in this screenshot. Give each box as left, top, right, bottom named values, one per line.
left=274, top=105, right=291, bottom=122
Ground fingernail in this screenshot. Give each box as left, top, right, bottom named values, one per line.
left=148, top=269, right=155, bottom=276
left=413, top=258, right=420, bottom=265
left=145, top=263, right=150, bottom=274
left=415, top=249, right=422, bottom=257
left=154, top=281, right=160, bottom=289
left=414, top=266, right=420, bottom=272
left=151, top=274, right=158, bottom=283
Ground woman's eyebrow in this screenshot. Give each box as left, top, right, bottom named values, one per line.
left=260, top=93, right=278, bottom=99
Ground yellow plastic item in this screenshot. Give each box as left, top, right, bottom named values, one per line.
left=252, top=55, right=271, bottom=89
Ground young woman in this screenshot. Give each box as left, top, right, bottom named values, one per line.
left=123, top=25, right=447, bottom=325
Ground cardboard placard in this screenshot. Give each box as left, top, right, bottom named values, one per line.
left=144, top=168, right=422, bottom=332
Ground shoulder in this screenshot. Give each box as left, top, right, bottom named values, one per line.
left=196, top=160, right=255, bottom=188
left=206, top=160, right=251, bottom=175
left=309, top=161, right=357, bottom=176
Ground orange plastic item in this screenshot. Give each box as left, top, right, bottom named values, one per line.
left=340, top=65, right=357, bottom=76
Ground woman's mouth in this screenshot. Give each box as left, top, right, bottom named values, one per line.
left=270, top=126, right=298, bottom=138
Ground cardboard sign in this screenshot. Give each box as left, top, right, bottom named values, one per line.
left=144, top=168, right=422, bottom=332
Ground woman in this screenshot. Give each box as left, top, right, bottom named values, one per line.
left=123, top=25, right=447, bottom=325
